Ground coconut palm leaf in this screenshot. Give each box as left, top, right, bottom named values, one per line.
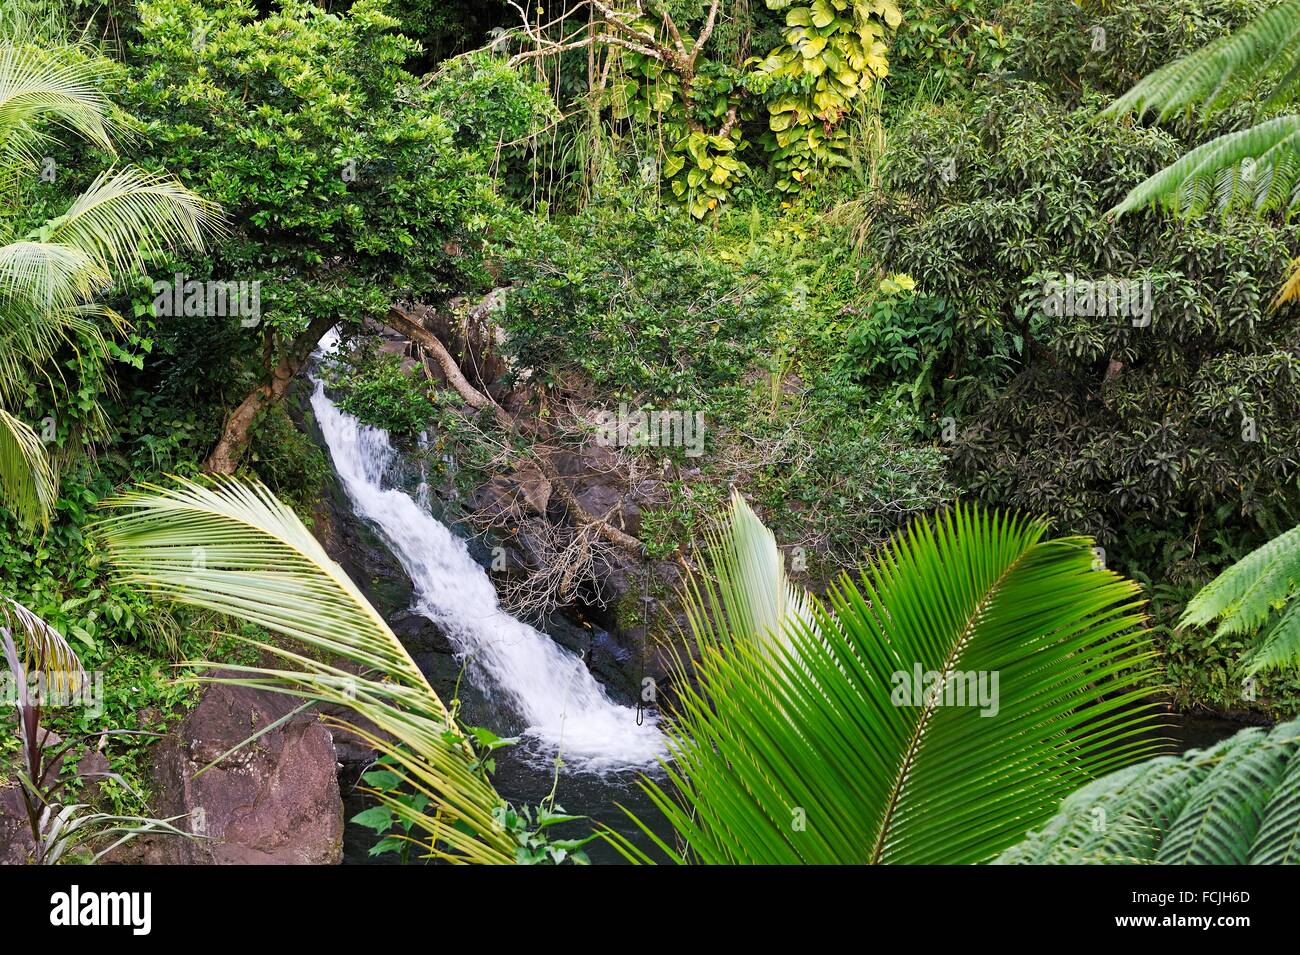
left=37, top=167, right=223, bottom=276
left=607, top=498, right=1161, bottom=864
left=683, top=493, right=812, bottom=656
left=0, top=240, right=109, bottom=312
left=0, top=38, right=116, bottom=198
left=996, top=718, right=1300, bottom=864
left=1, top=595, right=84, bottom=689
left=96, top=475, right=517, bottom=865
left=0, top=239, right=115, bottom=407
left=1180, top=522, right=1300, bottom=673
left=0, top=407, right=53, bottom=528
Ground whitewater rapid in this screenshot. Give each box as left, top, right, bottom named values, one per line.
left=308, top=333, right=665, bottom=772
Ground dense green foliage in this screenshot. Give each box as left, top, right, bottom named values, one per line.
left=487, top=204, right=951, bottom=570
left=857, top=7, right=1300, bottom=710
left=118, top=0, right=510, bottom=436
left=6, top=0, right=1300, bottom=868
left=323, top=343, right=434, bottom=437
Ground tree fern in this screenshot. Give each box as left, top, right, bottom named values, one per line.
left=1105, top=0, right=1300, bottom=120
left=1106, top=0, right=1300, bottom=302
left=996, top=718, right=1300, bottom=864
left=1180, top=522, right=1300, bottom=673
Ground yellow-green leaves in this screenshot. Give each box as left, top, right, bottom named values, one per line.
left=758, top=0, right=898, bottom=192
left=669, top=129, right=745, bottom=219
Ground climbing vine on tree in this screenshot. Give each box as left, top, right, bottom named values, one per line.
left=750, top=0, right=898, bottom=191
left=509, top=0, right=901, bottom=213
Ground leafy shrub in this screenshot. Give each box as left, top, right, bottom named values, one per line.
left=425, top=52, right=558, bottom=159
left=865, top=78, right=1300, bottom=709
left=247, top=403, right=331, bottom=518
left=323, top=341, right=434, bottom=438
left=839, top=273, right=959, bottom=402
left=888, top=0, right=1014, bottom=103
left=1007, top=0, right=1277, bottom=100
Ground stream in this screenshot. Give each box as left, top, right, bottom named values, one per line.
left=307, top=332, right=669, bottom=863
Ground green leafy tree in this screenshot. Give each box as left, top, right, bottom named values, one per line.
left=125, top=0, right=504, bottom=471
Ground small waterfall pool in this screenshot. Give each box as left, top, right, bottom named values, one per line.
left=306, top=332, right=669, bottom=862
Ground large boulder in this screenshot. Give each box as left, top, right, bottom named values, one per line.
left=123, top=679, right=344, bottom=865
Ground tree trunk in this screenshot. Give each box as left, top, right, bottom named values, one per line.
left=204, top=314, right=337, bottom=474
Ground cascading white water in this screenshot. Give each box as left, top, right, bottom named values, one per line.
left=309, top=333, right=665, bottom=772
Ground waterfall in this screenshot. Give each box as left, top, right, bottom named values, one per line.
left=308, top=333, right=665, bottom=773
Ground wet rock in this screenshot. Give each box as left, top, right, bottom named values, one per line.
left=389, top=608, right=455, bottom=655
left=510, top=464, right=552, bottom=516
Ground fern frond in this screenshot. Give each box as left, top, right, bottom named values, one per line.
left=1111, top=116, right=1300, bottom=217
left=1104, top=0, right=1300, bottom=121
left=998, top=719, right=1300, bottom=864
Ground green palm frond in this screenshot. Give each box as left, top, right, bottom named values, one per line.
left=1110, top=115, right=1300, bottom=218
left=37, top=167, right=224, bottom=276
left=0, top=2, right=70, bottom=45
left=1180, top=523, right=1300, bottom=673
left=0, top=240, right=114, bottom=407
left=997, top=718, right=1300, bottom=864
left=1104, top=0, right=1300, bottom=121
left=0, top=240, right=109, bottom=311
left=1, top=595, right=84, bottom=690
left=0, top=407, right=54, bottom=528
left=96, top=476, right=517, bottom=865
left=0, top=302, right=112, bottom=411
left=0, top=38, right=116, bottom=196
left=684, top=492, right=812, bottom=655
left=608, top=498, right=1161, bottom=864
left=0, top=169, right=220, bottom=508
